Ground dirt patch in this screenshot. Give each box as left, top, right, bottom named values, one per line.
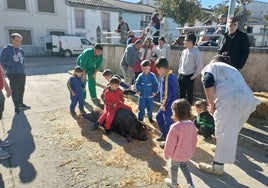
left=43, top=99, right=216, bottom=188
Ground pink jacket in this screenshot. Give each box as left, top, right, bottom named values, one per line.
left=164, top=120, right=197, bottom=162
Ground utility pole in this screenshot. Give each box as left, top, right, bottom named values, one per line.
left=227, top=0, right=236, bottom=19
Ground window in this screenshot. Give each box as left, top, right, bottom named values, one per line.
left=81, top=39, right=92, bottom=45
left=37, top=0, right=54, bottom=13
left=101, top=12, right=110, bottom=31
left=7, top=0, right=26, bottom=10
left=49, top=31, right=65, bottom=36
left=8, top=29, right=32, bottom=45
left=140, top=14, right=151, bottom=28
left=75, top=10, right=85, bottom=28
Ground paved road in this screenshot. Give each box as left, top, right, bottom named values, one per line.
left=0, top=56, right=267, bottom=188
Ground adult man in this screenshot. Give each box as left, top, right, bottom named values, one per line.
left=0, top=33, right=30, bottom=114
left=218, top=16, right=250, bottom=70
left=214, top=14, right=227, bottom=35
left=0, top=65, right=12, bottom=159
left=120, top=40, right=143, bottom=90
left=199, top=55, right=260, bottom=175
left=178, top=34, right=203, bottom=105
left=115, top=17, right=129, bottom=45
left=77, top=44, right=103, bottom=105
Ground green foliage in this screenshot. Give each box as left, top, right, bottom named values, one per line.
left=264, top=15, right=268, bottom=22
left=157, top=0, right=201, bottom=26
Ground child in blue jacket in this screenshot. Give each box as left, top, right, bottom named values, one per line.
left=135, top=60, right=159, bottom=122
left=155, top=57, right=179, bottom=142
left=67, top=66, right=86, bottom=115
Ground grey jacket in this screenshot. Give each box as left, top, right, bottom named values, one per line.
left=120, top=44, right=141, bottom=67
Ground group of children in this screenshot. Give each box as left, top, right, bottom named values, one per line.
left=67, top=56, right=215, bottom=188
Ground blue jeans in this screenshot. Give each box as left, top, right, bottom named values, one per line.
left=170, top=160, right=193, bottom=186
left=138, top=97, right=154, bottom=121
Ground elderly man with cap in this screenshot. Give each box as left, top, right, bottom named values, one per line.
left=115, top=16, right=129, bottom=45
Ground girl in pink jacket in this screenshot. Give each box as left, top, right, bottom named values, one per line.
left=164, top=99, right=197, bottom=188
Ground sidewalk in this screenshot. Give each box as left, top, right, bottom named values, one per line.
left=0, top=69, right=267, bottom=188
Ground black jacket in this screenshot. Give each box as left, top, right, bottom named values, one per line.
left=218, top=29, right=249, bottom=70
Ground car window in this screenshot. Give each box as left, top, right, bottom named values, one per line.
left=81, top=38, right=92, bottom=45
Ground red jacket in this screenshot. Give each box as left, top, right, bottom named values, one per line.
left=98, top=87, right=132, bottom=130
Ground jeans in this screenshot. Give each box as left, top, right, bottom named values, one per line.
left=170, top=160, right=193, bottom=186
left=120, top=65, right=134, bottom=88
left=178, top=74, right=195, bottom=105
left=7, top=73, right=26, bottom=108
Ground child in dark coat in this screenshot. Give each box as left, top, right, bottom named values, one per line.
left=194, top=99, right=215, bottom=141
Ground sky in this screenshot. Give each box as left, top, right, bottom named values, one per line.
left=123, top=0, right=268, bottom=9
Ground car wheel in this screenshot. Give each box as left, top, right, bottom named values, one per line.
left=64, top=49, right=72, bottom=57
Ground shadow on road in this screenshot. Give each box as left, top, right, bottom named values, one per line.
left=0, top=111, right=36, bottom=184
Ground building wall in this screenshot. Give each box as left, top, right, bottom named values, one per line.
left=0, top=0, right=68, bottom=55
left=246, top=1, right=268, bottom=20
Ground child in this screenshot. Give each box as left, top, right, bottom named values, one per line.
left=164, top=99, right=197, bottom=188
left=150, top=53, right=159, bottom=78
left=194, top=99, right=215, bottom=141
left=102, top=69, right=129, bottom=90
left=135, top=60, right=159, bottom=122
left=155, top=57, right=178, bottom=142
left=67, top=66, right=86, bottom=115
left=178, top=33, right=203, bottom=105
left=93, top=77, right=132, bottom=134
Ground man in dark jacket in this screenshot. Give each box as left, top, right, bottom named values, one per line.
left=218, top=16, right=249, bottom=70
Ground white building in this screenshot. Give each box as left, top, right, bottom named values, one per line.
left=0, top=0, right=68, bottom=55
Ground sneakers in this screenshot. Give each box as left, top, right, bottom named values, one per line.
left=104, top=129, right=111, bottom=135
left=187, top=184, right=195, bottom=188
left=80, top=109, right=86, bottom=114
left=91, top=98, right=101, bottom=106
left=159, top=142, right=165, bottom=149
left=164, top=178, right=178, bottom=188
left=15, top=107, right=20, bottom=114
left=123, top=90, right=136, bottom=95
left=0, top=140, right=12, bottom=147
left=156, top=136, right=166, bottom=142
left=203, top=136, right=212, bottom=142
left=199, top=162, right=224, bottom=175
left=92, top=122, right=99, bottom=130
left=19, top=103, right=31, bottom=110
left=0, top=148, right=11, bottom=160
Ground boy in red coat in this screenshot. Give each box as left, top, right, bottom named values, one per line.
left=93, top=77, right=132, bottom=134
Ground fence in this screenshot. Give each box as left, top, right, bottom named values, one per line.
left=100, top=24, right=268, bottom=47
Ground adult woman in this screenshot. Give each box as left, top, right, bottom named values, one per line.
left=199, top=55, right=260, bottom=175
left=154, top=35, right=171, bottom=62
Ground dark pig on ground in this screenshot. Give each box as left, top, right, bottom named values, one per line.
left=111, top=108, right=147, bottom=142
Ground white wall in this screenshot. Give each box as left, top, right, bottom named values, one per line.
left=0, top=0, right=68, bottom=54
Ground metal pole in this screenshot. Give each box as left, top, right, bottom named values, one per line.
left=227, top=0, right=236, bottom=19
left=226, top=0, right=236, bottom=32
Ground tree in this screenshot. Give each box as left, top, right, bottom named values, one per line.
left=156, top=0, right=201, bottom=27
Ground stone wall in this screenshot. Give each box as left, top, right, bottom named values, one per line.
left=101, top=44, right=268, bottom=94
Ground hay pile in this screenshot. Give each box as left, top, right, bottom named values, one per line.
left=252, top=92, right=268, bottom=120
left=46, top=99, right=216, bottom=187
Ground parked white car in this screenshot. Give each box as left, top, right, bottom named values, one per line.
left=50, top=35, right=93, bottom=57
